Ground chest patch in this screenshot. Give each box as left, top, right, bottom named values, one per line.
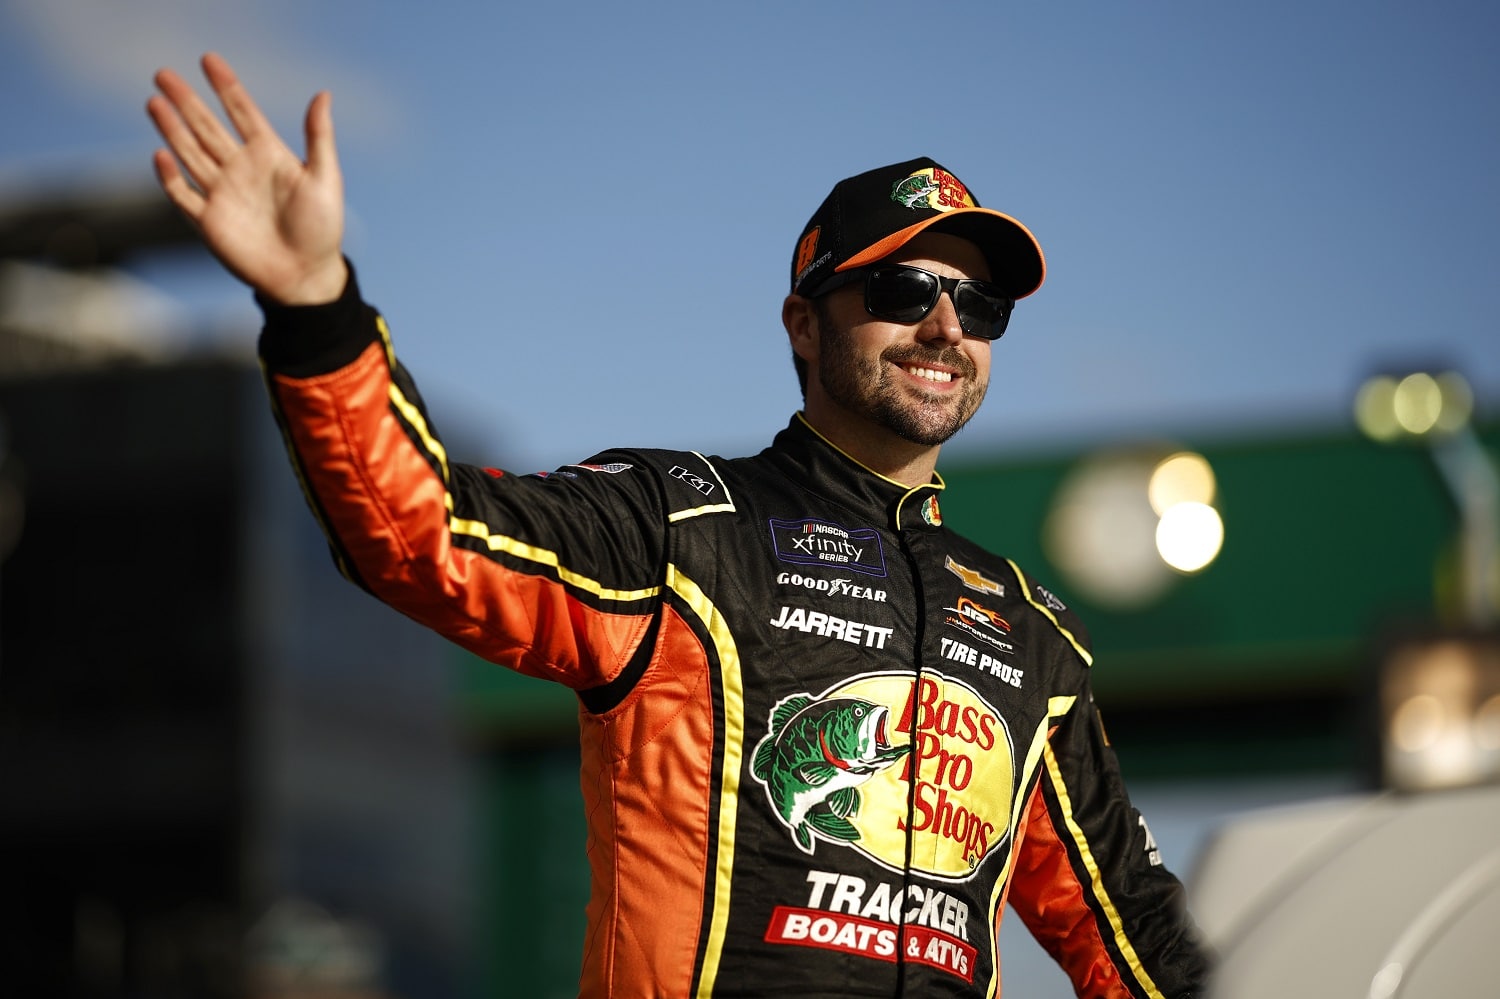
left=750, top=671, right=1016, bottom=881
left=769, top=518, right=887, bottom=577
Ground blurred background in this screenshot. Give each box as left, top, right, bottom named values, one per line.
left=1, top=1, right=1496, bottom=996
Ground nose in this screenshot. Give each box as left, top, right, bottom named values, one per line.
left=917, top=291, right=965, bottom=346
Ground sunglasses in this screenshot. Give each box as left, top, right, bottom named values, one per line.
left=812, top=264, right=1014, bottom=340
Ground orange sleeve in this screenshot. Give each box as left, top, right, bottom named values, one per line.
left=265, top=335, right=661, bottom=691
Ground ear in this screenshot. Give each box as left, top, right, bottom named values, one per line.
left=782, top=293, right=820, bottom=365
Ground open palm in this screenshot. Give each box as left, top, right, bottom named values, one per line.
left=147, top=52, right=347, bottom=305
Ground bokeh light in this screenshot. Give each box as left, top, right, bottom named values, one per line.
left=1156, top=501, right=1225, bottom=573
left=1047, top=447, right=1225, bottom=607
left=1356, top=370, right=1475, bottom=442
left=1148, top=451, right=1217, bottom=515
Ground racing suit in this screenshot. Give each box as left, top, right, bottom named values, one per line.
left=257, top=270, right=1209, bottom=998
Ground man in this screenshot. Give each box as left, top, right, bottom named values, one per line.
left=148, top=53, right=1208, bottom=998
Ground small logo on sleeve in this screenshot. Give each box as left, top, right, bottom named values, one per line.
left=669, top=464, right=716, bottom=496
left=563, top=462, right=633, bottom=474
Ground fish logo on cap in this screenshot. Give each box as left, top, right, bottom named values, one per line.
left=890, top=166, right=978, bottom=212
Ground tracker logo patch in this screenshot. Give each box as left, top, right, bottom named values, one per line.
left=770, top=518, right=887, bottom=577
left=766, top=872, right=978, bottom=982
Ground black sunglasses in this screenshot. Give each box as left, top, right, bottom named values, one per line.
left=811, top=264, right=1014, bottom=341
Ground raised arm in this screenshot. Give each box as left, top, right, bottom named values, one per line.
left=146, top=52, right=347, bottom=305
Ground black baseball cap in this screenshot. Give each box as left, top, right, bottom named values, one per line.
left=790, top=157, right=1045, bottom=300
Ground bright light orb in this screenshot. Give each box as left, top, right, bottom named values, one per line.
left=1154, top=501, right=1224, bottom=573
left=1148, top=452, right=1216, bottom=515
left=1434, top=371, right=1475, bottom=433
left=1391, top=693, right=1445, bottom=753
left=1393, top=372, right=1444, bottom=435
left=1356, top=370, right=1475, bottom=441
left=1044, top=452, right=1173, bottom=608
left=1354, top=375, right=1401, bottom=442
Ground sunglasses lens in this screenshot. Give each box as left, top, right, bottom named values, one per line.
left=865, top=267, right=938, bottom=323
left=865, top=267, right=1014, bottom=340
left=954, top=283, right=1013, bottom=340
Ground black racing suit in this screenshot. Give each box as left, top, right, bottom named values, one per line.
left=257, top=269, right=1209, bottom=997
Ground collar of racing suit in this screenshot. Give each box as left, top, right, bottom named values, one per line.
left=762, top=413, right=948, bottom=535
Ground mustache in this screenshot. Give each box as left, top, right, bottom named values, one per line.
left=882, top=346, right=978, bottom=379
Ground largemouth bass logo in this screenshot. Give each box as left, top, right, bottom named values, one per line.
left=751, top=695, right=910, bottom=854
left=891, top=173, right=940, bottom=209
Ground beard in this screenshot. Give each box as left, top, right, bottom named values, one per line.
left=816, top=314, right=989, bottom=447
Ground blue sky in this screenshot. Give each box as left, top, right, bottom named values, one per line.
left=2, top=0, right=1496, bottom=473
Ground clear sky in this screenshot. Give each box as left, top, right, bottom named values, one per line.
left=2, top=0, right=1496, bottom=474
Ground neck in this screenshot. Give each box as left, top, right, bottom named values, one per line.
left=798, top=408, right=942, bottom=488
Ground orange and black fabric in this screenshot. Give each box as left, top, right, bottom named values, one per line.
left=256, top=268, right=1210, bottom=998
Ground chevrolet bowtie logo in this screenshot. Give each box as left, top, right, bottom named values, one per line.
left=945, top=556, right=1004, bottom=597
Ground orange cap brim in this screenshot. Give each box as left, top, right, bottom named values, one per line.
left=837, top=206, right=1046, bottom=299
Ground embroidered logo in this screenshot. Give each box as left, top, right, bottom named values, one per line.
left=669, top=465, right=715, bottom=496
left=1034, top=584, right=1067, bottom=612
left=944, top=556, right=1003, bottom=597
left=889, top=166, right=977, bottom=212
left=563, top=462, right=633, bottom=474
left=943, top=596, right=1014, bottom=654
left=795, top=227, right=821, bottom=277
left=770, top=518, right=887, bottom=577
left=750, top=671, right=1015, bottom=878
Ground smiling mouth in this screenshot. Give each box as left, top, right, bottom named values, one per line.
left=903, top=364, right=955, bottom=384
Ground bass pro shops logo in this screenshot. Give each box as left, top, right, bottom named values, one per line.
left=890, top=166, right=977, bottom=212
left=750, top=673, right=1015, bottom=879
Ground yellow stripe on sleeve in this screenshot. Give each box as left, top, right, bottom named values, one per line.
left=1006, top=559, right=1092, bottom=666
left=982, top=695, right=1077, bottom=998
left=665, top=565, right=744, bottom=999
left=1042, top=743, right=1164, bottom=999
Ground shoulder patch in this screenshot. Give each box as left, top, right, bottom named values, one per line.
left=632, top=449, right=736, bottom=521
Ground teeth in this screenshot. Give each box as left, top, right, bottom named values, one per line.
left=905, top=366, right=953, bottom=383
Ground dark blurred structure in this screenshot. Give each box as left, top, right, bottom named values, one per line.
left=0, top=187, right=474, bottom=999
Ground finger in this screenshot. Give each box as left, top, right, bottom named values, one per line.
left=303, top=91, right=340, bottom=178
left=200, top=52, right=278, bottom=147
left=152, top=149, right=206, bottom=222
left=152, top=63, right=240, bottom=166
left=146, top=92, right=221, bottom=190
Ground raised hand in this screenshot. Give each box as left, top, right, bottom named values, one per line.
left=147, top=52, right=348, bottom=305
